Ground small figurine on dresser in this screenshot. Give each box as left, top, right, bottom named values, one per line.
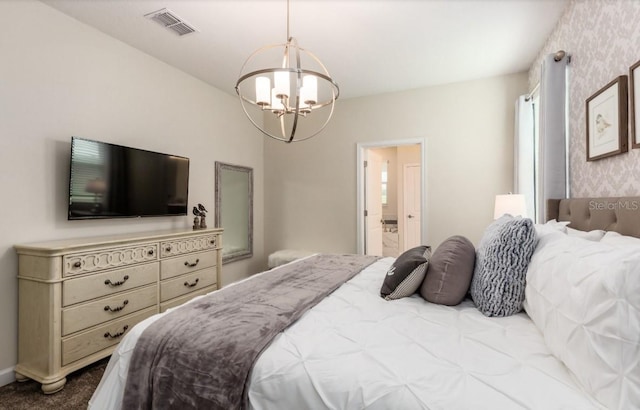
left=192, top=204, right=209, bottom=230
left=198, top=203, right=208, bottom=228
left=192, top=208, right=200, bottom=230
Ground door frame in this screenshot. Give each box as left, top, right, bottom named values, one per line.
left=356, top=138, right=428, bottom=255
left=364, top=149, right=384, bottom=255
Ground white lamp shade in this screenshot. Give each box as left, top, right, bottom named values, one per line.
left=494, top=194, right=527, bottom=219
left=298, top=86, right=310, bottom=111
left=274, top=70, right=290, bottom=99
left=255, top=76, right=270, bottom=106
left=301, top=75, right=317, bottom=104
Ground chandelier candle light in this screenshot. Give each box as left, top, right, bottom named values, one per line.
left=235, top=0, right=339, bottom=143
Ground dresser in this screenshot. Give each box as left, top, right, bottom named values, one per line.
left=14, top=227, right=223, bottom=394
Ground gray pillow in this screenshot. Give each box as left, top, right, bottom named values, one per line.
left=470, top=215, right=537, bottom=317
left=420, top=236, right=475, bottom=306
left=380, top=246, right=431, bottom=300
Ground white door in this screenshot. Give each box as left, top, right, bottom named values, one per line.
left=403, top=163, right=421, bottom=250
left=365, top=150, right=383, bottom=256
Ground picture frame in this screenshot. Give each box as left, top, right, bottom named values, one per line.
left=586, top=75, right=628, bottom=161
left=631, top=59, right=640, bottom=149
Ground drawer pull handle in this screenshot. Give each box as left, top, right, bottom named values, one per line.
left=184, top=259, right=200, bottom=268
left=104, top=300, right=129, bottom=312
left=73, top=261, right=81, bottom=268
left=184, top=278, right=200, bottom=288
left=104, top=275, right=129, bottom=287
left=104, top=325, right=129, bottom=339
left=148, top=249, right=154, bottom=256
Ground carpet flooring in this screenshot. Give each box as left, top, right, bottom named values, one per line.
left=0, top=358, right=108, bottom=410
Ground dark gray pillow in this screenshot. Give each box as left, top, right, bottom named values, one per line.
left=470, top=215, right=537, bottom=317
left=420, top=236, right=475, bottom=306
left=380, top=246, right=431, bottom=300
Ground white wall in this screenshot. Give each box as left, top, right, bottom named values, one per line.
left=265, top=73, right=527, bottom=257
left=0, top=1, right=264, bottom=382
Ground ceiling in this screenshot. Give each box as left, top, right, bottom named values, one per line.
left=42, top=0, right=568, bottom=100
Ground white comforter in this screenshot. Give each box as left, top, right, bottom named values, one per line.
left=90, top=257, right=603, bottom=409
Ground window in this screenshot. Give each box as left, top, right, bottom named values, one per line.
left=381, top=161, right=388, bottom=205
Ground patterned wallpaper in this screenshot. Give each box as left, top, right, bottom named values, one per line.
left=528, top=0, right=640, bottom=197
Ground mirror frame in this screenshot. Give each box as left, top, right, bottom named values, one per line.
left=214, top=161, right=253, bottom=264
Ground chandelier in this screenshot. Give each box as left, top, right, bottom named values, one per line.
left=235, top=0, right=340, bottom=143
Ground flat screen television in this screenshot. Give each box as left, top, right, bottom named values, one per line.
left=68, top=137, right=190, bottom=220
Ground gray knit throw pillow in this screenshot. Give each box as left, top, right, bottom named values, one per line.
left=470, top=215, right=537, bottom=317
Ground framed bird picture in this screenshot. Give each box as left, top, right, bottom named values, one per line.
left=586, top=75, right=628, bottom=161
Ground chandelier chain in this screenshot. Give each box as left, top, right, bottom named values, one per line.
left=286, top=0, right=290, bottom=41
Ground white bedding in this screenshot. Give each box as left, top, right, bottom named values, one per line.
left=90, top=257, right=603, bottom=409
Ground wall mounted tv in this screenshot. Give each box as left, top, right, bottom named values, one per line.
left=68, top=137, right=190, bottom=220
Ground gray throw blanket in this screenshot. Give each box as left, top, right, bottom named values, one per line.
left=121, top=254, right=380, bottom=410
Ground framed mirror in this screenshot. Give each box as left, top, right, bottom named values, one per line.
left=215, top=162, right=253, bottom=264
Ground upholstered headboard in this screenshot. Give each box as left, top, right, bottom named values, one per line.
left=547, top=197, right=640, bottom=238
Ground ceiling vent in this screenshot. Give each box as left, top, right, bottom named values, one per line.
left=144, top=8, right=197, bottom=36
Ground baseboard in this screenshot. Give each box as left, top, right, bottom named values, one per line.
left=0, top=365, right=16, bottom=387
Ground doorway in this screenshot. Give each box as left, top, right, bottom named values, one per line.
left=356, top=138, right=427, bottom=256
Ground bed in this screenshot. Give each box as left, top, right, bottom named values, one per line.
left=89, top=197, right=640, bottom=410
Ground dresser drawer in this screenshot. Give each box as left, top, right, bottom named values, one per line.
left=160, top=285, right=216, bottom=313
left=63, top=262, right=158, bottom=307
left=64, top=244, right=158, bottom=277
left=61, top=307, right=156, bottom=366
left=62, top=284, right=158, bottom=336
left=160, top=234, right=218, bottom=258
left=160, top=251, right=216, bottom=280
left=160, top=267, right=216, bottom=302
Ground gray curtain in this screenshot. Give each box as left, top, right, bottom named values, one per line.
left=537, top=53, right=569, bottom=222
